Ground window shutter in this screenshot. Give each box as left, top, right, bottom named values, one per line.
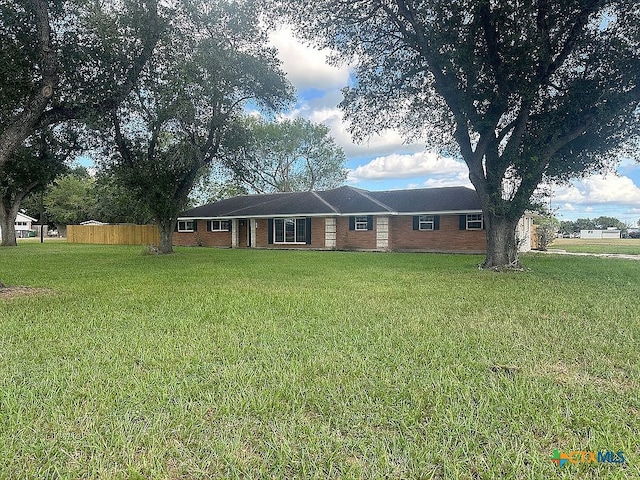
left=193, top=220, right=198, bottom=232
left=349, top=217, right=355, bottom=230
left=174, top=221, right=179, bottom=232
left=459, top=215, right=467, bottom=230
left=412, top=216, right=419, bottom=230
left=434, top=215, right=440, bottom=230
left=206, top=221, right=211, bottom=232
left=482, top=215, right=486, bottom=230
left=367, top=216, right=373, bottom=231
left=306, top=217, right=312, bottom=244
left=268, top=218, right=274, bottom=244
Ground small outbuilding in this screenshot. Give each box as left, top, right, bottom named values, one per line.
left=580, top=229, right=621, bottom=239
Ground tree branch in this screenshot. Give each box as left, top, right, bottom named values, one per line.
left=36, top=0, right=162, bottom=130
left=0, top=0, right=57, bottom=169
left=111, top=112, right=134, bottom=167
left=478, top=2, right=507, bottom=94
left=539, top=0, right=603, bottom=84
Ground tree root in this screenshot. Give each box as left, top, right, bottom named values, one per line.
left=480, top=259, right=527, bottom=272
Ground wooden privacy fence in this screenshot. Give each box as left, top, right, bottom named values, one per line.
left=530, top=224, right=540, bottom=250
left=67, top=224, right=159, bottom=245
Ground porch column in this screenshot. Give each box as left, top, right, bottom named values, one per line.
left=325, top=217, right=336, bottom=248
left=231, top=219, right=238, bottom=248
left=376, top=216, right=389, bottom=251
left=250, top=218, right=257, bottom=247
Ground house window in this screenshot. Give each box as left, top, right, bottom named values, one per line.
left=418, top=215, right=435, bottom=230
left=178, top=220, right=195, bottom=232
left=466, top=214, right=483, bottom=230
left=274, top=218, right=306, bottom=243
left=354, top=216, right=369, bottom=231
left=208, top=220, right=230, bottom=231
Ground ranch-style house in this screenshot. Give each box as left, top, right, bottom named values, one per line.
left=175, top=185, right=534, bottom=253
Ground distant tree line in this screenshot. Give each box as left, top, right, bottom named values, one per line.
left=19, top=166, right=153, bottom=230
left=558, top=217, right=630, bottom=235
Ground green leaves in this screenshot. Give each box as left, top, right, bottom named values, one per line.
left=224, top=117, right=347, bottom=193
left=44, top=173, right=96, bottom=226
left=102, top=0, right=293, bottom=251
left=277, top=0, right=640, bottom=267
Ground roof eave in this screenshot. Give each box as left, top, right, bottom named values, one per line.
left=178, top=209, right=484, bottom=220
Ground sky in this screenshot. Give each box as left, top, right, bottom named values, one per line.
left=267, top=26, right=640, bottom=226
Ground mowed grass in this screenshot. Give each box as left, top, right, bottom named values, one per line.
left=0, top=243, right=638, bottom=479
left=551, top=238, right=640, bottom=255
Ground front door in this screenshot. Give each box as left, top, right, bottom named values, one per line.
left=238, top=220, right=251, bottom=248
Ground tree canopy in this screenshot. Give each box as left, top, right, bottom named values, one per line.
left=225, top=117, right=347, bottom=193
left=0, top=0, right=162, bottom=170
left=44, top=172, right=96, bottom=228
left=278, top=0, right=640, bottom=268
left=103, top=0, right=293, bottom=253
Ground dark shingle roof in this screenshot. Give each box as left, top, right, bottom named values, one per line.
left=180, top=185, right=481, bottom=218
left=369, top=187, right=482, bottom=212
left=315, top=186, right=392, bottom=214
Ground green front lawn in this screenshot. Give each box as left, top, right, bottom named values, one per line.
left=550, top=238, right=640, bottom=255
left=1, top=244, right=638, bottom=478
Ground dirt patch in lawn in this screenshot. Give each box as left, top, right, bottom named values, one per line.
left=0, top=286, right=52, bottom=299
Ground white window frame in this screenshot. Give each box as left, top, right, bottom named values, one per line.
left=178, top=220, right=195, bottom=232
left=418, top=215, right=435, bottom=231
left=274, top=218, right=307, bottom=244
left=209, top=220, right=230, bottom=232
left=354, top=216, right=369, bottom=231
left=466, top=214, right=483, bottom=230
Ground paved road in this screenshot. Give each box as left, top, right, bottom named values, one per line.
left=534, top=249, right=640, bottom=261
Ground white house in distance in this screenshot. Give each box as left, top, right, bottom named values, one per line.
left=580, top=228, right=622, bottom=239
left=0, top=212, right=37, bottom=239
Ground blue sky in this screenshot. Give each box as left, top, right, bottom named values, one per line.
left=268, top=26, right=640, bottom=226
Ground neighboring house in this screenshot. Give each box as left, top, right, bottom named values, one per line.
left=176, top=186, right=534, bottom=253
left=80, top=220, right=107, bottom=226
left=580, top=229, right=622, bottom=239
left=0, top=212, right=37, bottom=239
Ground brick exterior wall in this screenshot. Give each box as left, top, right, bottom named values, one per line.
left=173, top=220, right=232, bottom=247
left=389, top=215, right=487, bottom=252
left=173, top=215, right=487, bottom=252
left=335, top=216, right=377, bottom=250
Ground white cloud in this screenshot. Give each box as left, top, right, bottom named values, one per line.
left=553, top=174, right=640, bottom=206
left=349, top=151, right=468, bottom=181
left=268, top=26, right=349, bottom=91
left=421, top=172, right=473, bottom=189
left=282, top=102, right=425, bottom=157
left=269, top=27, right=426, bottom=159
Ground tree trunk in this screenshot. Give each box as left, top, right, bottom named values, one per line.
left=482, top=213, right=521, bottom=270
left=0, top=210, right=18, bottom=247
left=157, top=219, right=175, bottom=254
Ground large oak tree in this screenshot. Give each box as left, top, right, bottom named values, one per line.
left=278, top=0, right=640, bottom=268
left=225, top=117, right=347, bottom=193
left=105, top=0, right=293, bottom=254
left=0, top=0, right=162, bottom=171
